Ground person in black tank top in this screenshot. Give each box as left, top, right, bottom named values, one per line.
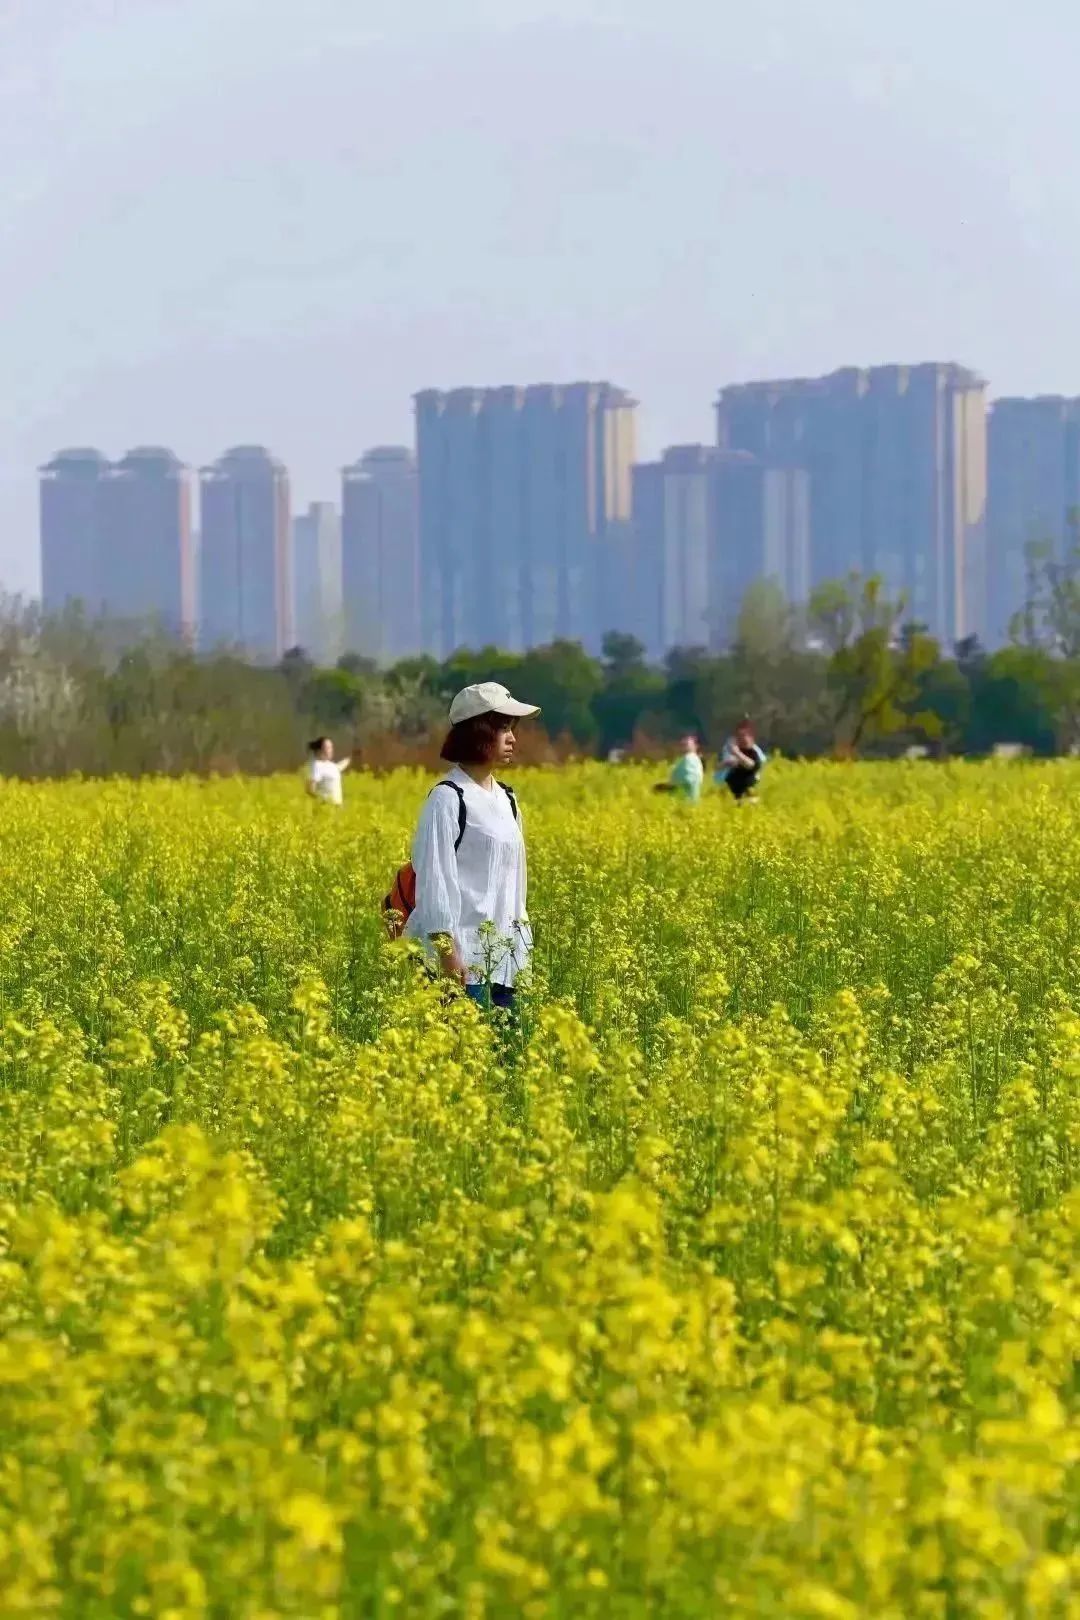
left=717, top=719, right=766, bottom=802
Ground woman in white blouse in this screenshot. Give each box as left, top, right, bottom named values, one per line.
left=404, top=681, right=539, bottom=1010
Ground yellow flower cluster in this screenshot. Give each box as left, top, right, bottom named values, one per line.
left=0, top=760, right=1078, bottom=1616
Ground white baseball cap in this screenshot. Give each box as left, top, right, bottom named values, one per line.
left=448, top=681, right=541, bottom=724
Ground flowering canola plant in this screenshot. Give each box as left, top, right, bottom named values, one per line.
left=0, top=760, right=1078, bottom=1617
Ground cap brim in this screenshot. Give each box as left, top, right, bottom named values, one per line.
left=448, top=698, right=542, bottom=723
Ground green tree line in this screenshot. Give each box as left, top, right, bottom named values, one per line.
left=2, top=541, right=1078, bottom=776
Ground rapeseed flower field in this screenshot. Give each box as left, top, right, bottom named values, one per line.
left=1, top=760, right=1078, bottom=1617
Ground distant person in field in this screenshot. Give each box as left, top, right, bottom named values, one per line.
left=306, top=736, right=351, bottom=805
left=402, top=681, right=539, bottom=1012
left=669, top=734, right=705, bottom=802
left=717, top=719, right=766, bottom=802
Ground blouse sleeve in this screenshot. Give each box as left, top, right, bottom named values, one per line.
left=411, top=787, right=463, bottom=938
left=518, top=801, right=528, bottom=918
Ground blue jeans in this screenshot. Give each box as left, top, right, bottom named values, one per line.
left=465, top=982, right=516, bottom=1013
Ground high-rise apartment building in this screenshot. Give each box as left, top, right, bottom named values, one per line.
left=987, top=397, right=1080, bottom=646
left=632, top=447, right=715, bottom=655
left=199, top=447, right=292, bottom=659
left=40, top=446, right=194, bottom=637
left=341, top=447, right=420, bottom=663
left=415, top=382, right=637, bottom=656
left=100, top=447, right=195, bottom=638
left=39, top=448, right=110, bottom=615
left=293, top=502, right=342, bottom=665
left=715, top=363, right=987, bottom=645
left=711, top=455, right=811, bottom=648
left=632, top=448, right=810, bottom=655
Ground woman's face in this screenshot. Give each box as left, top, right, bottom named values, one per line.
left=491, top=721, right=516, bottom=765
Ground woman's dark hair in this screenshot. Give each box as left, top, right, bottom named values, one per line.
left=440, top=712, right=513, bottom=765
left=308, top=737, right=329, bottom=754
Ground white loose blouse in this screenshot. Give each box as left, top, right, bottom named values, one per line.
left=403, top=766, right=531, bottom=986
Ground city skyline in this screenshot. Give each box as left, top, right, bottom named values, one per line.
left=9, top=3, right=1080, bottom=605
left=37, top=358, right=1080, bottom=663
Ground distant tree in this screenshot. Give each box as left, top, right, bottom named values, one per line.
left=910, top=654, right=971, bottom=755
left=805, top=576, right=862, bottom=654
left=808, top=575, right=943, bottom=754
left=600, top=631, right=647, bottom=680
left=593, top=632, right=665, bottom=751
left=337, top=652, right=380, bottom=678
left=386, top=654, right=442, bottom=690
left=279, top=646, right=314, bottom=704
left=0, top=597, right=84, bottom=773
left=726, top=579, right=830, bottom=752
left=280, top=645, right=312, bottom=671
left=954, top=634, right=985, bottom=667
left=518, top=640, right=602, bottom=746
left=442, top=645, right=524, bottom=698
left=661, top=646, right=713, bottom=737
left=734, top=578, right=793, bottom=663
left=967, top=646, right=1058, bottom=754
left=386, top=674, right=445, bottom=742
left=304, top=667, right=366, bottom=730
left=1008, top=527, right=1080, bottom=749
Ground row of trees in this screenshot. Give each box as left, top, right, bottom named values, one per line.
left=0, top=542, right=1077, bottom=776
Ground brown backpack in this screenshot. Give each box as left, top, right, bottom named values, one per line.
left=383, top=780, right=518, bottom=939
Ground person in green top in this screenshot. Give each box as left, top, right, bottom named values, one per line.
left=669, top=734, right=705, bottom=802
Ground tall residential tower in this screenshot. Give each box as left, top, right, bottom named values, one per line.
left=292, top=502, right=342, bottom=665
left=40, top=446, right=194, bottom=636
left=715, top=362, right=988, bottom=645
left=100, top=447, right=195, bottom=637
left=39, top=448, right=110, bottom=616
left=987, top=397, right=1080, bottom=646
left=341, top=447, right=420, bottom=663
left=632, top=447, right=810, bottom=656
left=415, top=382, right=637, bottom=655
left=199, top=446, right=292, bottom=659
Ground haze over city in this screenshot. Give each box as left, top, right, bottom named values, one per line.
left=5, top=0, right=1080, bottom=603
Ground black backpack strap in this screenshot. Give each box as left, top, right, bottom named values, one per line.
left=498, top=781, right=519, bottom=822
left=431, top=779, right=467, bottom=851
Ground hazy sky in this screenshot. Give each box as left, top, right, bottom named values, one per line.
left=3, top=0, right=1079, bottom=596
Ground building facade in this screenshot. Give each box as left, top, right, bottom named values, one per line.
left=199, top=446, right=292, bottom=659
left=631, top=447, right=716, bottom=655
left=710, top=455, right=811, bottom=648
left=987, top=397, right=1080, bottom=646
left=631, top=447, right=810, bottom=655
left=715, top=362, right=988, bottom=645
left=39, top=448, right=110, bottom=616
left=100, top=447, right=195, bottom=638
left=293, top=502, right=342, bottom=665
left=40, top=446, right=194, bottom=637
left=341, top=447, right=420, bottom=663
left=415, top=382, right=637, bottom=656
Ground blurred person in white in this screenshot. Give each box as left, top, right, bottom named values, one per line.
left=306, top=736, right=351, bottom=805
